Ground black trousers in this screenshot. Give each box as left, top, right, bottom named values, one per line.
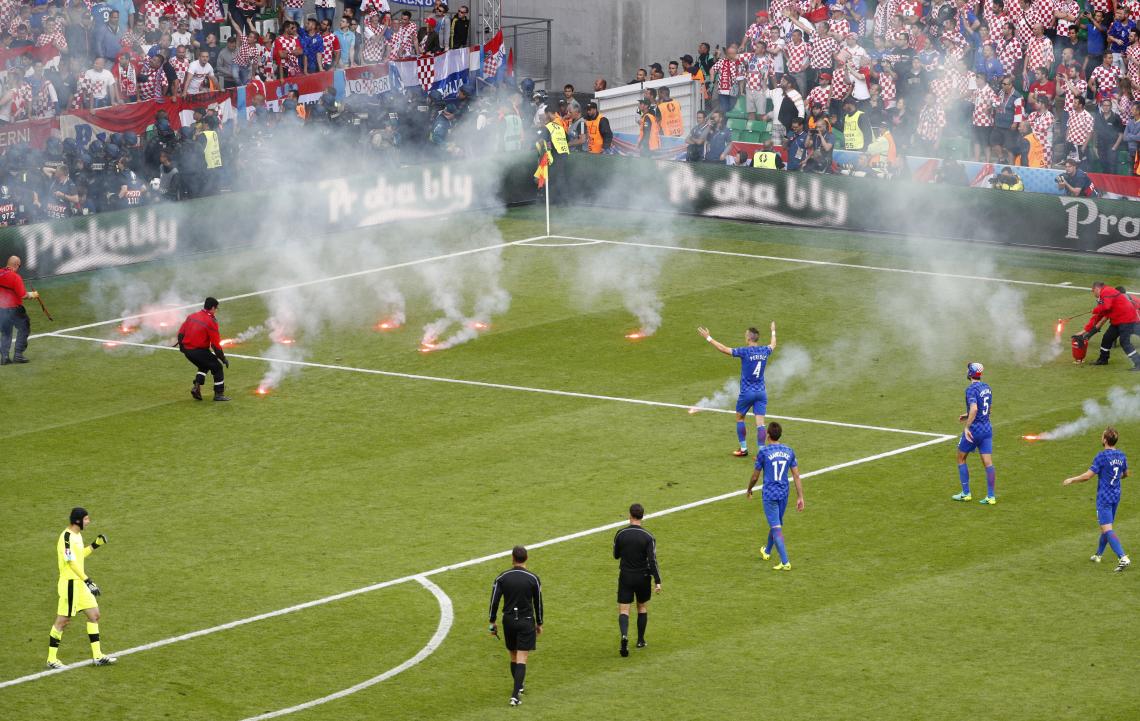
left=1099, top=322, right=1139, bottom=365
left=183, top=348, right=225, bottom=392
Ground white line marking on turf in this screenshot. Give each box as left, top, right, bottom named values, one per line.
left=29, top=237, right=546, bottom=341
left=0, top=434, right=950, bottom=691
left=548, top=235, right=1090, bottom=292
left=47, top=333, right=949, bottom=439
left=515, top=239, right=603, bottom=247
left=238, top=576, right=453, bottom=721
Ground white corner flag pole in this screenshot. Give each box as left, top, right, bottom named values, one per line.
left=544, top=164, right=551, bottom=238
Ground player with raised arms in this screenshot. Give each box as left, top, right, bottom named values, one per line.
left=953, top=362, right=996, bottom=505
left=1063, top=426, right=1131, bottom=572
left=697, top=322, right=776, bottom=457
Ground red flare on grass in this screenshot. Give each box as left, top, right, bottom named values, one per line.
left=1022, top=434, right=1041, bottom=442
left=256, top=386, right=270, bottom=396
left=687, top=407, right=701, bottom=415
left=375, top=319, right=402, bottom=331
left=219, top=338, right=237, bottom=347
left=467, top=321, right=490, bottom=331
left=418, top=342, right=439, bottom=353
left=277, top=338, right=296, bottom=345
left=118, top=324, right=137, bottom=335
left=158, top=322, right=169, bottom=328
left=103, top=341, right=119, bottom=348
left=624, top=330, right=649, bottom=341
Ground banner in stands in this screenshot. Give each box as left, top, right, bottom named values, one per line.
left=0, top=118, right=58, bottom=149
left=59, top=92, right=237, bottom=145
left=344, top=63, right=392, bottom=97
left=0, top=153, right=537, bottom=278
left=389, top=48, right=471, bottom=98
left=610, top=131, right=687, bottom=161
left=563, top=155, right=1140, bottom=255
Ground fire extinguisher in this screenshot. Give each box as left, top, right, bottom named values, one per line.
left=1071, top=334, right=1088, bottom=363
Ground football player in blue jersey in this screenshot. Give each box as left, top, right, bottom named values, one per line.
left=954, top=362, right=997, bottom=505
left=1064, top=426, right=1131, bottom=572
left=698, top=322, right=776, bottom=457
left=746, top=422, right=803, bottom=571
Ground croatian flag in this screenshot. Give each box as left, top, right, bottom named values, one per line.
left=390, top=48, right=471, bottom=98
left=481, top=30, right=514, bottom=84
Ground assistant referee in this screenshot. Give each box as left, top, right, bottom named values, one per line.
left=488, top=545, right=543, bottom=707
left=613, top=503, right=661, bottom=658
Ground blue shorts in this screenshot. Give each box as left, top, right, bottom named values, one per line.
left=957, top=431, right=992, bottom=455
left=736, top=391, right=767, bottom=416
left=1097, top=501, right=1118, bottom=525
left=763, top=497, right=788, bottom=528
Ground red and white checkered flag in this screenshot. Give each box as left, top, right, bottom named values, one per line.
left=416, top=54, right=435, bottom=92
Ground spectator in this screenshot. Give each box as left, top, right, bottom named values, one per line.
left=710, top=44, right=743, bottom=115
left=299, top=18, right=326, bottom=73
left=775, top=75, right=805, bottom=147
left=274, top=21, right=303, bottom=78
left=84, top=57, right=119, bottom=109
left=685, top=110, right=710, bottom=161
left=316, top=0, right=338, bottom=26
left=668, top=60, right=680, bottom=77
left=1086, top=10, right=1108, bottom=72
left=629, top=68, right=647, bottom=84
left=1109, top=8, right=1135, bottom=70
left=432, top=3, right=450, bottom=50
left=172, top=18, right=191, bottom=49
left=389, top=11, right=419, bottom=60
left=66, top=9, right=96, bottom=59
left=636, top=98, right=660, bottom=156
left=420, top=17, right=441, bottom=54
left=114, top=52, right=140, bottom=104
left=336, top=16, right=356, bottom=68
left=217, top=36, right=238, bottom=88
left=319, top=18, right=340, bottom=70
left=451, top=6, right=469, bottom=48
left=785, top=117, right=811, bottom=170
left=95, top=9, right=122, bottom=60
left=594, top=77, right=607, bottom=92
left=183, top=49, right=216, bottom=96
left=740, top=40, right=773, bottom=123
left=1093, top=98, right=1124, bottom=173
left=1067, top=95, right=1095, bottom=165
left=1124, top=103, right=1140, bottom=163
left=704, top=112, right=730, bottom=162
left=972, top=71, right=997, bottom=162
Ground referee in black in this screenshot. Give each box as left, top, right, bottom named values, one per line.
left=613, top=503, right=661, bottom=657
left=488, top=545, right=543, bottom=707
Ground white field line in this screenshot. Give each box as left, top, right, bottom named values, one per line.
left=515, top=239, right=603, bottom=247
left=48, top=333, right=949, bottom=439
left=0, top=434, right=950, bottom=691
left=238, top=576, right=454, bottom=721
left=547, top=235, right=1090, bottom=292
left=28, top=237, right=545, bottom=341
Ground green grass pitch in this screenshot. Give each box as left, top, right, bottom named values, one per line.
left=1, top=205, right=1138, bottom=720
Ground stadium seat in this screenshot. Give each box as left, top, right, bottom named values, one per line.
left=727, top=118, right=748, bottom=131
left=747, top=120, right=769, bottom=134
left=735, top=130, right=762, bottom=144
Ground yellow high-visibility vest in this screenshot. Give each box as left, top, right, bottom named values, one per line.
left=752, top=150, right=778, bottom=168
left=843, top=110, right=865, bottom=150
left=202, top=130, right=222, bottom=169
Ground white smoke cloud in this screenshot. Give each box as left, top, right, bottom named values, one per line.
left=572, top=241, right=666, bottom=336
left=688, top=378, right=739, bottom=413
left=1039, top=385, right=1140, bottom=440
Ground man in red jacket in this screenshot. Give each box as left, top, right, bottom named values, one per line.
left=1077, top=282, right=1140, bottom=369
left=0, top=255, right=39, bottom=365
left=177, top=297, right=231, bottom=401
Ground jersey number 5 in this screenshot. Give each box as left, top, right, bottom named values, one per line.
left=980, top=395, right=990, bottom=415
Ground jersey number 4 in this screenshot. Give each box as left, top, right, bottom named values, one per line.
left=752, top=361, right=765, bottom=378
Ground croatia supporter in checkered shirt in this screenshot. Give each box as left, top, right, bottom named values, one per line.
left=320, top=23, right=340, bottom=69
left=877, top=61, right=897, bottom=108
left=169, top=46, right=191, bottom=90
left=996, top=26, right=1023, bottom=76
left=139, top=57, right=169, bottom=102
left=35, top=18, right=67, bottom=53
left=1067, top=96, right=1095, bottom=154
left=831, top=62, right=853, bottom=103
left=1024, top=25, right=1053, bottom=82
left=806, top=72, right=832, bottom=110
left=140, top=0, right=165, bottom=32
left=9, top=79, right=32, bottom=123
left=1091, top=54, right=1123, bottom=95
left=1059, top=66, right=1088, bottom=114
left=362, top=13, right=388, bottom=63
left=389, top=14, right=418, bottom=60
left=233, top=27, right=260, bottom=77
left=785, top=30, right=810, bottom=75
left=1128, top=35, right=1140, bottom=88
left=1055, top=0, right=1081, bottom=36
left=916, top=95, right=947, bottom=147
left=1028, top=95, right=1055, bottom=164
left=274, top=26, right=303, bottom=77
left=828, top=7, right=851, bottom=37
left=973, top=72, right=998, bottom=129
left=809, top=25, right=838, bottom=74
left=744, top=11, right=769, bottom=46
left=738, top=42, right=773, bottom=112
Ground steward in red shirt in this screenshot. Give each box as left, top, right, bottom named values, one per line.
left=177, top=297, right=230, bottom=401
left=1078, top=282, right=1140, bottom=368
left=0, top=255, right=38, bottom=365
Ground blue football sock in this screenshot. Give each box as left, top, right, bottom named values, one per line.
left=1106, top=530, right=1126, bottom=559
left=985, top=465, right=996, bottom=497
left=757, top=424, right=767, bottom=447
left=957, top=464, right=970, bottom=494
left=736, top=421, right=747, bottom=449
left=763, top=530, right=773, bottom=554
left=772, top=527, right=789, bottom=564
left=1097, top=532, right=1109, bottom=556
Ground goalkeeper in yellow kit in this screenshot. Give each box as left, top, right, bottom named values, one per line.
left=47, top=507, right=116, bottom=669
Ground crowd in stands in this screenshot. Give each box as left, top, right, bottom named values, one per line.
left=607, top=0, right=1140, bottom=191
left=0, top=0, right=491, bottom=224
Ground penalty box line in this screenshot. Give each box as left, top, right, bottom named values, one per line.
left=0, top=434, right=950, bottom=690
left=28, top=236, right=547, bottom=342
left=547, top=235, right=1088, bottom=292
left=46, top=333, right=951, bottom=440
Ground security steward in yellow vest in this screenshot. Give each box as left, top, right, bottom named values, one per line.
left=657, top=90, right=684, bottom=137
left=537, top=105, right=571, bottom=204
left=200, top=115, right=224, bottom=195
left=840, top=99, right=871, bottom=151
left=751, top=148, right=784, bottom=169
left=637, top=98, right=661, bottom=156
left=584, top=101, right=613, bottom=154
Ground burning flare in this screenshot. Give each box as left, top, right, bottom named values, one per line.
left=466, top=321, right=490, bottom=331
left=118, top=324, right=137, bottom=335
left=256, top=386, right=270, bottom=396
left=219, top=338, right=237, bottom=347
left=375, top=319, right=403, bottom=331
left=624, top=330, right=650, bottom=341
left=1021, top=434, right=1043, bottom=442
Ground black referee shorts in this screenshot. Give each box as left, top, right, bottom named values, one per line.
left=503, top=615, right=537, bottom=652
left=183, top=348, right=224, bottom=383
left=617, top=573, right=652, bottom=605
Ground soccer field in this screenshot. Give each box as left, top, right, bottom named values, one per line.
left=2, top=205, right=1139, bottom=721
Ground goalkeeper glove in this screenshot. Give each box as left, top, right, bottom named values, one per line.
left=85, top=579, right=101, bottom=597
left=92, top=534, right=108, bottom=549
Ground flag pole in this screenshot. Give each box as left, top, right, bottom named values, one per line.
left=545, top=167, right=551, bottom=238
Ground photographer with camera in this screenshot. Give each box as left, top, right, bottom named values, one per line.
left=804, top=114, right=834, bottom=172
left=1056, top=156, right=1098, bottom=197
left=988, top=166, right=1023, bottom=191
